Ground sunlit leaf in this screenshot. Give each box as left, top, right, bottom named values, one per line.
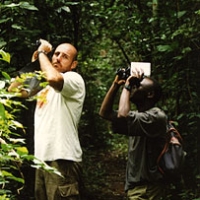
left=0, top=81, right=6, bottom=89
left=19, top=2, right=39, bottom=11
left=3, top=3, right=20, bottom=8
left=2, top=170, right=24, bottom=183
left=2, top=71, right=11, bottom=81
left=0, top=103, right=6, bottom=120
left=0, top=50, right=10, bottom=63
left=9, top=138, right=26, bottom=144
left=61, top=6, right=70, bottom=12
left=11, top=24, right=22, bottom=30
left=16, top=146, right=28, bottom=154
left=11, top=120, right=24, bottom=129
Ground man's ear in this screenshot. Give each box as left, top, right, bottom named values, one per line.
left=147, top=91, right=154, bottom=98
left=71, top=60, right=78, bottom=70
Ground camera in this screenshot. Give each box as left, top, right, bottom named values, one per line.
left=116, top=66, right=130, bottom=80
left=116, top=66, right=143, bottom=88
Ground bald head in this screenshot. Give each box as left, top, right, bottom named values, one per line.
left=52, top=43, right=78, bottom=73
left=58, top=43, right=77, bottom=60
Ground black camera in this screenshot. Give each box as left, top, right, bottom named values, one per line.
left=116, top=66, right=142, bottom=87
left=116, top=66, right=130, bottom=80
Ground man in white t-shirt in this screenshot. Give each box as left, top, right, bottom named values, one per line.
left=9, top=39, right=86, bottom=200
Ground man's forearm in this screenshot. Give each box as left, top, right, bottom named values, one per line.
left=38, top=53, right=63, bottom=91
left=118, top=87, right=131, bottom=117
left=99, top=82, right=120, bottom=120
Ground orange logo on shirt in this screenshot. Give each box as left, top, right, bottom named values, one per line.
left=37, top=88, right=49, bottom=108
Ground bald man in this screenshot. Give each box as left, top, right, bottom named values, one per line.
left=9, top=39, right=86, bottom=200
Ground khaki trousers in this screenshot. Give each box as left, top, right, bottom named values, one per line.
left=35, top=160, right=82, bottom=200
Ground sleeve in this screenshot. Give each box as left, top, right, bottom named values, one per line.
left=111, top=108, right=167, bottom=137
left=111, top=112, right=129, bottom=135
left=128, top=108, right=167, bottom=137
left=61, top=72, right=85, bottom=99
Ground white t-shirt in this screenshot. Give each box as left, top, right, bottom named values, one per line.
left=34, top=71, right=86, bottom=162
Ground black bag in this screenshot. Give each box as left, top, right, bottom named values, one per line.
left=157, top=121, right=186, bottom=180
left=18, top=60, right=43, bottom=94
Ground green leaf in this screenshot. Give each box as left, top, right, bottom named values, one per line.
left=0, top=18, right=10, bottom=24
left=3, top=3, right=20, bottom=8
left=2, top=72, right=11, bottom=81
left=171, top=27, right=185, bottom=38
left=156, top=45, right=173, bottom=52
left=0, top=41, right=7, bottom=49
left=0, top=50, right=10, bottom=63
left=65, top=2, right=80, bottom=5
left=177, top=11, right=186, bottom=18
left=11, top=24, right=22, bottom=30
left=61, top=6, right=70, bottom=13
left=2, top=170, right=24, bottom=183
left=11, top=120, right=24, bottom=129
left=0, top=103, right=6, bottom=120
left=181, top=47, right=191, bottom=54
left=195, top=10, right=200, bottom=15
left=16, top=146, right=28, bottom=155
left=19, top=2, right=39, bottom=11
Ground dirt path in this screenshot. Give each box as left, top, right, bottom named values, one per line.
left=98, top=153, right=126, bottom=200
left=83, top=149, right=127, bottom=200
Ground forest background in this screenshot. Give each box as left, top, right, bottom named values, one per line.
left=0, top=0, right=200, bottom=199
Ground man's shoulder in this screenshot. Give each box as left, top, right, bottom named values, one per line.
left=128, top=107, right=167, bottom=127
left=149, top=107, right=166, bottom=116
left=61, top=71, right=85, bottom=97
left=129, top=107, right=165, bottom=116
left=150, top=106, right=164, bottom=112
left=63, top=71, right=85, bottom=85
left=64, top=71, right=82, bottom=77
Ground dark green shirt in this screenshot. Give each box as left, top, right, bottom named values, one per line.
left=112, top=107, right=167, bottom=191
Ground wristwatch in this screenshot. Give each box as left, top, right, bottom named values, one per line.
left=38, top=50, right=47, bottom=56
left=124, top=84, right=132, bottom=91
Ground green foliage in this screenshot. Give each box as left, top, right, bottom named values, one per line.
left=0, top=50, right=10, bottom=63
left=0, top=0, right=200, bottom=198
left=0, top=50, right=62, bottom=198
left=0, top=50, right=28, bottom=198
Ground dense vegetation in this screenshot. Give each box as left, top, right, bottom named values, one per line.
left=0, top=0, right=200, bottom=199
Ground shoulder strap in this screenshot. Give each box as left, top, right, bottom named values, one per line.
left=156, top=121, right=183, bottom=174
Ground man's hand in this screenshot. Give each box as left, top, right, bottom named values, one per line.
left=113, top=75, right=126, bottom=86
left=31, top=39, right=52, bottom=62
left=125, top=68, right=144, bottom=87
left=37, top=39, right=52, bottom=53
